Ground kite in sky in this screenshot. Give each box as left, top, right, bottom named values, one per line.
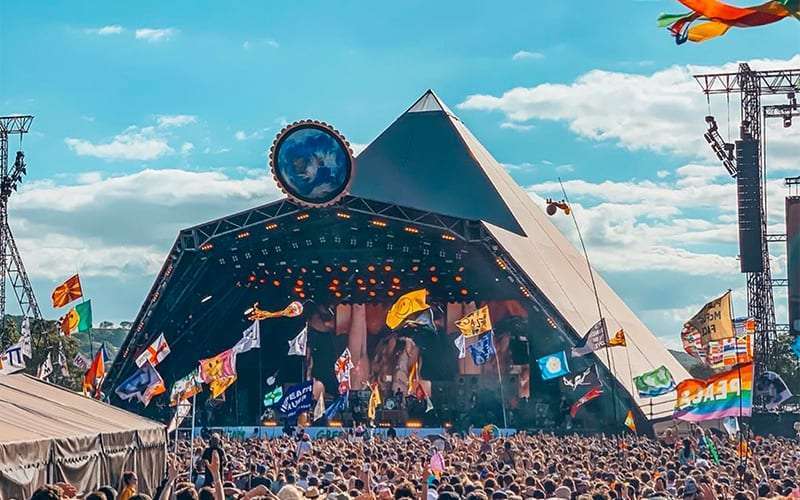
left=659, top=0, right=799, bottom=44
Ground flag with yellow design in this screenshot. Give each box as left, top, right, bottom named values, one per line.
left=367, top=382, right=382, bottom=420
left=407, top=362, right=418, bottom=395
left=608, top=328, right=626, bottom=347
left=60, top=301, right=93, bottom=336
left=624, top=410, right=637, bottom=433
left=455, top=305, right=493, bottom=338
left=385, top=289, right=429, bottom=330
left=210, top=375, right=237, bottom=399
left=198, top=349, right=237, bottom=384
left=52, top=274, right=83, bottom=308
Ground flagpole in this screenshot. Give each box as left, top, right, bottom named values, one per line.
left=491, top=333, right=509, bottom=429
left=558, top=178, right=619, bottom=426
left=189, top=394, right=197, bottom=482
left=729, top=289, right=745, bottom=466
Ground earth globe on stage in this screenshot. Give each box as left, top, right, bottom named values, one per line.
left=269, top=120, right=354, bottom=207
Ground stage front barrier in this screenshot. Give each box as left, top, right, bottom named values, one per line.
left=178, top=426, right=517, bottom=440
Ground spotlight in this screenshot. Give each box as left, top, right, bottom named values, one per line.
left=460, top=288, right=469, bottom=296
left=368, top=264, right=376, bottom=272
left=201, top=295, right=213, bottom=303
left=368, top=278, right=377, bottom=285
left=332, top=279, right=340, bottom=286
left=368, top=291, right=376, bottom=297
left=441, top=233, right=456, bottom=241
left=341, top=265, right=349, bottom=272
left=272, top=280, right=281, bottom=287
left=411, top=265, right=419, bottom=272
left=335, top=291, right=343, bottom=298
left=325, top=266, right=333, bottom=273
left=430, top=276, right=439, bottom=283
left=296, top=279, right=304, bottom=286
left=454, top=275, right=463, bottom=282
left=300, top=267, right=308, bottom=274
left=298, top=292, right=306, bottom=299
left=404, top=226, right=419, bottom=234
left=200, top=243, right=214, bottom=252
left=296, top=213, right=310, bottom=221
left=387, top=290, right=395, bottom=297
left=236, top=231, right=251, bottom=239
left=391, top=277, right=400, bottom=284
left=384, top=264, right=392, bottom=272
left=370, top=219, right=388, bottom=228
left=336, top=212, right=351, bottom=219
left=429, top=266, right=436, bottom=272
left=265, top=223, right=278, bottom=230
left=248, top=275, right=257, bottom=282
left=356, top=278, right=365, bottom=285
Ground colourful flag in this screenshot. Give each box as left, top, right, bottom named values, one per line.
left=233, top=321, right=261, bottom=355
left=454, top=335, right=466, bottom=359
left=723, top=416, right=739, bottom=437
left=335, top=348, right=354, bottom=385
left=367, top=382, right=382, bottom=420
left=562, top=365, right=600, bottom=391
left=733, top=317, right=756, bottom=336
left=198, top=349, right=237, bottom=384
left=115, top=361, right=166, bottom=406
left=60, top=301, right=93, bottom=336
left=323, top=394, right=348, bottom=420
left=52, top=274, right=83, bottom=308
left=468, top=332, right=496, bottom=366
left=633, top=365, right=676, bottom=398
left=278, top=381, right=314, bottom=417
left=170, top=369, right=202, bottom=406
left=0, top=343, right=26, bottom=375
left=136, top=333, right=171, bottom=367
left=674, top=362, right=753, bottom=422
left=209, top=375, right=237, bottom=399
left=407, top=362, right=418, bottom=395
left=246, top=300, right=304, bottom=320
left=287, top=325, right=307, bottom=356
left=624, top=410, right=637, bottom=432
left=681, top=323, right=706, bottom=363
left=538, top=351, right=570, bottom=380
left=570, top=386, right=603, bottom=417
left=385, top=289, right=428, bottom=330
left=83, top=346, right=107, bottom=398
left=608, top=329, right=626, bottom=347
left=455, top=306, right=493, bottom=338
left=430, top=450, right=445, bottom=479
left=571, top=319, right=608, bottom=357
left=706, top=340, right=724, bottom=368
left=73, top=352, right=90, bottom=370
left=263, top=386, right=283, bottom=407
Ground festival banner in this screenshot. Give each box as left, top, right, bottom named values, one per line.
left=278, top=381, right=314, bottom=417
left=115, top=360, right=166, bottom=406
left=263, top=386, right=283, bottom=407
left=674, top=362, right=753, bottom=422
left=210, top=375, right=237, bottom=399
left=199, top=349, right=237, bottom=384
left=385, top=289, right=428, bottom=330
left=469, top=332, right=496, bottom=366
left=455, top=306, right=493, bottom=338
left=136, top=333, right=171, bottom=368
left=633, top=365, right=676, bottom=398
left=83, top=346, right=107, bottom=398
left=685, top=291, right=734, bottom=344
left=287, top=326, right=307, bottom=356
left=608, top=329, right=627, bottom=347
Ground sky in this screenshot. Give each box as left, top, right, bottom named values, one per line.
left=0, top=1, right=798, bottom=348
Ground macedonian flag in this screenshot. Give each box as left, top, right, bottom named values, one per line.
left=52, top=274, right=83, bottom=308
left=385, top=289, right=428, bottom=330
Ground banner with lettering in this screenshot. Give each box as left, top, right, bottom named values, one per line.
left=278, top=381, right=314, bottom=417
left=674, top=362, right=753, bottom=422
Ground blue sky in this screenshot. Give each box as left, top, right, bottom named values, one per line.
left=1, top=1, right=798, bottom=347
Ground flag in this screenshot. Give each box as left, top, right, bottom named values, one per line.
left=135, top=333, right=171, bottom=367
left=57, top=344, right=69, bottom=377
left=247, top=300, right=304, bottom=320
left=674, top=362, right=753, bottom=422
left=454, top=335, right=466, bottom=359
left=430, top=450, right=445, bottom=478
left=37, top=352, right=53, bottom=380
left=263, top=386, right=283, bottom=407
left=313, top=394, right=326, bottom=421
left=755, top=370, right=792, bottom=410
left=73, top=352, right=90, bottom=370
left=608, top=329, right=626, bottom=347
left=233, top=321, right=261, bottom=354
left=704, top=435, right=720, bottom=465
left=537, top=351, right=570, bottom=381
left=681, top=323, right=706, bottom=362
left=425, top=396, right=434, bottom=413
left=403, top=308, right=435, bottom=330
left=734, top=317, right=756, bottom=335
left=736, top=335, right=753, bottom=364
left=52, top=274, right=83, bottom=308
left=83, top=346, right=107, bottom=398
left=170, top=369, right=202, bottom=406
left=793, top=336, right=800, bottom=360
left=706, top=341, right=724, bottom=368
left=722, top=338, right=738, bottom=367
left=198, top=349, right=237, bottom=384
left=367, top=382, right=382, bottom=420
left=570, top=386, right=603, bottom=417
left=59, top=301, right=93, bottom=336
left=0, top=342, right=26, bottom=375
left=468, top=332, right=496, bottom=366
left=455, top=306, right=493, bottom=338
left=736, top=441, right=750, bottom=458
left=633, top=365, right=676, bottom=398
left=210, top=375, right=237, bottom=399
left=407, top=362, right=418, bottom=395
left=114, top=361, right=166, bottom=406
left=571, top=319, right=608, bottom=357
left=19, top=317, right=32, bottom=359
left=287, top=325, right=307, bottom=356
left=562, top=365, right=600, bottom=391
left=167, top=400, right=192, bottom=434
left=722, top=416, right=740, bottom=438
left=685, top=291, right=734, bottom=344
left=278, top=381, right=314, bottom=417
left=335, top=348, right=354, bottom=383
left=624, top=410, right=636, bottom=433
left=324, top=394, right=348, bottom=420
left=385, top=289, right=428, bottom=330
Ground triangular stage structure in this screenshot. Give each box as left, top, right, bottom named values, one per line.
left=107, top=90, right=688, bottom=422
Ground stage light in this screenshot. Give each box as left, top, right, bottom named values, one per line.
left=454, top=275, right=463, bottom=282
left=429, top=266, right=436, bottom=272
left=298, top=292, right=306, bottom=299
left=368, top=277, right=377, bottom=285
left=266, top=223, right=278, bottom=230
left=356, top=278, right=365, bottom=285
left=460, top=288, right=469, bottom=296
left=296, top=279, right=304, bottom=287
left=296, top=213, right=310, bottom=221
left=248, top=275, right=257, bottom=282
left=329, top=420, right=343, bottom=427
left=262, top=420, right=278, bottom=427
left=294, top=287, right=303, bottom=293
left=546, top=317, right=557, bottom=329
left=236, top=231, right=251, bottom=239
left=406, top=420, right=423, bottom=428
left=200, top=243, right=214, bottom=252
left=391, top=277, right=400, bottom=284
left=443, top=422, right=452, bottom=428
left=336, top=212, right=351, bottom=219
left=370, top=219, right=388, bottom=228
left=495, top=257, right=508, bottom=270
left=300, top=267, right=308, bottom=274
left=332, top=279, right=340, bottom=286
left=384, top=264, right=392, bottom=272
left=335, top=291, right=342, bottom=298
left=519, top=285, right=532, bottom=298
left=411, top=265, right=419, bottom=272
left=430, top=276, right=439, bottom=283
left=368, top=264, right=376, bottom=272
left=458, top=266, right=464, bottom=272
left=325, top=266, right=333, bottom=273
left=286, top=267, right=293, bottom=274
left=340, top=265, right=349, bottom=272
left=259, top=278, right=266, bottom=284
left=441, top=233, right=456, bottom=241
left=404, top=226, right=419, bottom=234
left=273, top=280, right=281, bottom=287
left=387, top=290, right=395, bottom=297
left=368, top=290, right=376, bottom=297
left=201, top=295, right=213, bottom=303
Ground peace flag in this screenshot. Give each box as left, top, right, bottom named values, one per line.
left=170, top=369, right=202, bottom=406
left=52, top=274, right=83, bottom=308
left=633, top=365, right=676, bottom=398
left=674, top=362, right=753, bottom=422
left=198, top=349, right=237, bottom=384
left=455, top=306, right=493, bottom=338
left=570, top=386, right=603, bottom=417
left=608, top=329, right=626, bottom=347
left=263, top=386, right=283, bottom=407
left=367, top=382, right=382, bottom=420
left=136, top=333, right=171, bottom=368
left=538, top=351, right=570, bottom=380
left=624, top=410, right=637, bottom=433
left=385, top=289, right=428, bottom=330
left=209, top=375, right=237, bottom=399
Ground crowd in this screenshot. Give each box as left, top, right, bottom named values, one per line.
left=29, top=426, right=800, bottom=500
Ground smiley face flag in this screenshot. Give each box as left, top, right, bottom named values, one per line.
left=385, top=289, right=429, bottom=330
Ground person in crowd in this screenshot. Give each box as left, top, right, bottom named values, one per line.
left=118, top=472, right=138, bottom=500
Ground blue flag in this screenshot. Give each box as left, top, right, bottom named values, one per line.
left=278, top=381, right=314, bottom=417
left=323, top=393, right=349, bottom=420
left=793, top=336, right=800, bottom=359
left=537, top=351, right=570, bottom=380
left=115, top=361, right=166, bottom=406
left=469, top=332, right=496, bottom=366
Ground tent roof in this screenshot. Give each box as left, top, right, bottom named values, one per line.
left=354, top=91, right=690, bottom=419
left=0, top=373, right=164, bottom=444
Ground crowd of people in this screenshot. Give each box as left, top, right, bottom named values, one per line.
left=28, top=425, right=800, bottom=500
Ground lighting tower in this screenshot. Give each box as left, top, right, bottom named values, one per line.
left=0, top=115, right=41, bottom=341
left=694, top=64, right=800, bottom=373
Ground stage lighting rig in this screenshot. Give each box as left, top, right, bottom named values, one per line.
left=703, top=115, right=736, bottom=177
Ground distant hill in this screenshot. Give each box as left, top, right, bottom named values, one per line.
left=72, top=326, right=129, bottom=362
left=669, top=349, right=713, bottom=379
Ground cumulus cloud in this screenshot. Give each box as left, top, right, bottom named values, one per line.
left=500, top=122, right=534, bottom=132
left=135, top=28, right=177, bottom=42
left=65, top=126, right=173, bottom=161
left=512, top=50, right=544, bottom=61
left=85, top=25, right=124, bottom=36
left=156, top=114, right=197, bottom=128
left=460, top=55, right=800, bottom=167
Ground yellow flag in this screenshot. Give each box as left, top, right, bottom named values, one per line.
left=367, top=383, right=382, bottom=420
left=608, top=329, right=626, bottom=347
left=455, top=305, right=493, bottom=338
left=688, top=291, right=734, bottom=343
left=386, top=289, right=428, bottom=330
left=624, top=410, right=636, bottom=433
left=407, top=362, right=418, bottom=395
left=210, top=375, right=237, bottom=398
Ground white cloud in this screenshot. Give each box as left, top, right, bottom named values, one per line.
left=234, top=128, right=270, bottom=141
left=135, top=28, right=177, bottom=42
left=512, top=50, right=544, bottom=61
left=76, top=171, right=103, bottom=184
left=243, top=38, right=279, bottom=50
left=65, top=126, right=173, bottom=161
left=656, top=170, right=670, bottom=178
left=180, top=142, right=194, bottom=155
left=555, top=164, right=574, bottom=174
left=500, top=122, right=534, bottom=132
left=460, top=55, right=800, bottom=167
left=85, top=25, right=124, bottom=36
left=234, top=130, right=248, bottom=141
left=156, top=114, right=197, bottom=128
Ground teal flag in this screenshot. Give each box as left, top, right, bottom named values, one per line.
left=76, top=300, right=92, bottom=333
left=633, top=365, right=676, bottom=398
left=263, top=386, right=283, bottom=407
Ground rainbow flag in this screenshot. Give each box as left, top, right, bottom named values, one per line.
left=674, top=362, right=752, bottom=422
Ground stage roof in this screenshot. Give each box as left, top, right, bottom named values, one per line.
left=110, top=90, right=689, bottom=420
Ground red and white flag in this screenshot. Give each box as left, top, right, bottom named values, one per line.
left=135, top=333, right=171, bottom=368
left=570, top=386, right=603, bottom=418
